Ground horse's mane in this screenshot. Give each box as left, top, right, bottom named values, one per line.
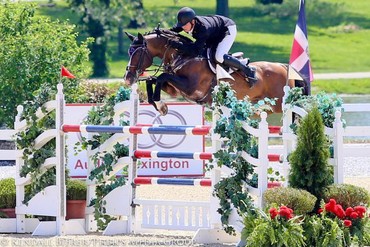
left=145, top=28, right=193, bottom=44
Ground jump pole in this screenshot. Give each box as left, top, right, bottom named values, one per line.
left=128, top=84, right=139, bottom=234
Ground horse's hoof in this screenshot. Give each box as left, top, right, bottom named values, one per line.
left=154, top=101, right=168, bottom=116
left=159, top=103, right=168, bottom=116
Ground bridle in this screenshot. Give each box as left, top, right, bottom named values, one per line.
left=126, top=42, right=153, bottom=82
left=126, top=32, right=180, bottom=83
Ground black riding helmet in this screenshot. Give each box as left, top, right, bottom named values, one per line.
left=175, top=7, right=196, bottom=28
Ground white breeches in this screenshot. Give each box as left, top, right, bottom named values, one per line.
left=215, top=25, right=237, bottom=64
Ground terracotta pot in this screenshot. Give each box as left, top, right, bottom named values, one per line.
left=268, top=181, right=282, bottom=189
left=66, top=200, right=86, bottom=220
left=0, top=208, right=16, bottom=218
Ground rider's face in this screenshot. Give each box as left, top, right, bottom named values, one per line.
left=182, top=20, right=194, bottom=33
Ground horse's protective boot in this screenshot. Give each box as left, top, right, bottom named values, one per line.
left=223, top=54, right=257, bottom=87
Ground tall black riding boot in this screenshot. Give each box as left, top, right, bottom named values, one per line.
left=223, top=54, right=257, bottom=86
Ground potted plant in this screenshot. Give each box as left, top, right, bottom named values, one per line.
left=66, top=179, right=87, bottom=220
left=0, top=178, right=16, bottom=218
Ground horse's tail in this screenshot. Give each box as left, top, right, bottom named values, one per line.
left=282, top=63, right=309, bottom=96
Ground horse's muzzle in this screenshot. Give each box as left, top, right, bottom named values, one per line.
left=124, top=71, right=136, bottom=86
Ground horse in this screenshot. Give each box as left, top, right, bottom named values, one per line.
left=124, top=28, right=307, bottom=115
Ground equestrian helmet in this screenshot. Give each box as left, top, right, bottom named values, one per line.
left=176, top=7, right=196, bottom=27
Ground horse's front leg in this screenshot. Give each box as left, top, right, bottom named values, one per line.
left=152, top=73, right=187, bottom=116
left=145, top=77, right=161, bottom=112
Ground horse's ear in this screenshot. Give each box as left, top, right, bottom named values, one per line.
left=137, top=33, right=144, bottom=43
left=125, top=31, right=136, bottom=42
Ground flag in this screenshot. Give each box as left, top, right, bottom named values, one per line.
left=289, top=0, right=313, bottom=93
left=61, top=66, right=75, bottom=79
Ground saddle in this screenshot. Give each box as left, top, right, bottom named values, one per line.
left=206, top=49, right=251, bottom=81
left=169, top=48, right=251, bottom=81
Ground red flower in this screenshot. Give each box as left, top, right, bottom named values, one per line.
left=279, top=206, right=293, bottom=219
left=318, top=208, right=323, bottom=214
left=334, top=204, right=345, bottom=219
left=269, top=207, right=278, bottom=219
left=329, top=199, right=336, bottom=205
left=325, top=199, right=337, bottom=213
left=345, top=207, right=354, bottom=217
left=350, top=212, right=359, bottom=219
left=354, top=206, right=367, bottom=218
left=343, top=220, right=352, bottom=227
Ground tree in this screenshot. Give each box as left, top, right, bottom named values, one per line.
left=127, top=0, right=146, bottom=29
left=118, top=0, right=146, bottom=55
left=69, top=0, right=127, bottom=77
left=216, top=0, right=229, bottom=17
left=0, top=3, right=91, bottom=128
left=288, top=106, right=333, bottom=210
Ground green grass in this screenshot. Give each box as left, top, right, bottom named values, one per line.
left=312, top=78, right=370, bottom=95
left=34, top=0, right=370, bottom=94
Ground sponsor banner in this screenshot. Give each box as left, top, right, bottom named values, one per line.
left=65, top=103, right=205, bottom=178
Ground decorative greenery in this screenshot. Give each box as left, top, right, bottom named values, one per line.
left=285, top=87, right=345, bottom=130
left=323, top=183, right=370, bottom=209
left=232, top=84, right=370, bottom=245
left=241, top=206, right=305, bottom=247
left=247, top=167, right=285, bottom=188
left=16, top=85, right=58, bottom=204
left=263, top=187, right=317, bottom=215
left=210, top=81, right=276, bottom=234
left=77, top=86, right=131, bottom=230
left=288, top=106, right=334, bottom=210
left=66, top=179, right=87, bottom=200
left=0, top=178, right=16, bottom=209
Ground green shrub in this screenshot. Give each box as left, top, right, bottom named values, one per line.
left=288, top=106, right=333, bottom=210
left=263, top=187, right=317, bottom=215
left=66, top=179, right=87, bottom=200
left=0, top=178, right=16, bottom=208
left=323, top=183, right=370, bottom=209
left=77, top=81, right=117, bottom=103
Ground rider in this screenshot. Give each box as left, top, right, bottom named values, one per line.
left=168, top=7, right=257, bottom=84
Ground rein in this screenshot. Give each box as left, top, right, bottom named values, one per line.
left=128, top=33, right=177, bottom=82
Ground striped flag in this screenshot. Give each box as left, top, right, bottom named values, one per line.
left=289, top=0, right=313, bottom=94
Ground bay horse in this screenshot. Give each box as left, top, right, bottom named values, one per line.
left=124, top=28, right=307, bottom=115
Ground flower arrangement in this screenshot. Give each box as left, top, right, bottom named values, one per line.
left=319, top=198, right=369, bottom=246
left=242, top=201, right=370, bottom=247
left=241, top=206, right=305, bottom=247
